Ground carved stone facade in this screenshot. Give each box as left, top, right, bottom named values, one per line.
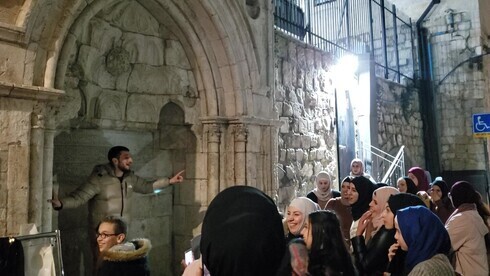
left=0, top=1, right=277, bottom=275
left=2, top=1, right=490, bottom=276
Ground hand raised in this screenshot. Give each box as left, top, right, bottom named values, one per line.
left=47, top=190, right=62, bottom=208
left=388, top=242, right=400, bottom=262
left=169, top=170, right=185, bottom=184
left=356, top=210, right=372, bottom=236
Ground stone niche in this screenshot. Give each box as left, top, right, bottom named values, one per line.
left=53, top=1, right=200, bottom=275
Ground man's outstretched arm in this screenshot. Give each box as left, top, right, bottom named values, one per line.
left=152, top=170, right=185, bottom=190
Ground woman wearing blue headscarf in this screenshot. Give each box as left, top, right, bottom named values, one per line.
left=391, top=206, right=454, bottom=275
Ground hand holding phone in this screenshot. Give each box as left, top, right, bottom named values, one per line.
left=184, top=249, right=194, bottom=266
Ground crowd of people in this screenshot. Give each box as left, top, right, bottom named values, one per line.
left=183, top=158, right=490, bottom=276
left=50, top=146, right=490, bottom=275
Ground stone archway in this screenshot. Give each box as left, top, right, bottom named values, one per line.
left=0, top=0, right=278, bottom=274
left=51, top=1, right=205, bottom=274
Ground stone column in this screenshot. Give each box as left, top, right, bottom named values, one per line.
left=233, top=124, right=248, bottom=185
left=7, top=141, right=30, bottom=235
left=28, top=107, right=45, bottom=229
left=42, top=127, right=56, bottom=232
left=206, top=123, right=221, bottom=204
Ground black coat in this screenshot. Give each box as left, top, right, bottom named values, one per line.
left=351, top=226, right=395, bottom=276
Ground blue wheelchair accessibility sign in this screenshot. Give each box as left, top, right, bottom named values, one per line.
left=473, top=113, right=490, bottom=138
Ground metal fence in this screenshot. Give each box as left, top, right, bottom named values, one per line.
left=274, top=0, right=417, bottom=83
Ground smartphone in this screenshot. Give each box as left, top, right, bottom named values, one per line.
left=184, top=249, right=194, bottom=265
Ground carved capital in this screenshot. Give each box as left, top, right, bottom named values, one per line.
left=233, top=124, right=248, bottom=142
left=207, top=124, right=222, bottom=143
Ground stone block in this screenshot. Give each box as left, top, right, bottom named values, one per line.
left=301, top=135, right=311, bottom=149
left=276, top=84, right=286, bottom=101
left=298, top=118, right=308, bottom=133
left=309, top=149, right=317, bottom=160
left=291, top=134, right=302, bottom=148
left=77, top=45, right=116, bottom=89
left=89, top=18, right=123, bottom=55
left=279, top=117, right=290, bottom=133
left=126, top=94, right=159, bottom=123
left=165, top=40, right=191, bottom=69
left=0, top=44, right=26, bottom=84
left=280, top=149, right=287, bottom=162
left=128, top=64, right=188, bottom=94
left=287, top=148, right=296, bottom=161
left=285, top=165, right=295, bottom=179
left=296, top=149, right=304, bottom=162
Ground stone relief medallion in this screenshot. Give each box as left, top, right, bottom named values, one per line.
left=106, top=47, right=131, bottom=76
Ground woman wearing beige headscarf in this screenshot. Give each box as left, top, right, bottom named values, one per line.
left=306, top=171, right=340, bottom=209
left=366, top=186, right=400, bottom=238
left=285, top=197, right=320, bottom=242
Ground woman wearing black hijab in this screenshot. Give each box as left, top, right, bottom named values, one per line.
left=347, top=176, right=378, bottom=239
left=200, top=186, right=285, bottom=276
left=396, top=177, right=417, bottom=195
left=429, top=178, right=454, bottom=223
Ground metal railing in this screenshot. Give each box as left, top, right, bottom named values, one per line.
left=274, top=0, right=416, bottom=83
left=360, top=144, right=405, bottom=186
left=5, top=230, right=64, bottom=275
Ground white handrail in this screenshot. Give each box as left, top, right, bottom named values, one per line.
left=381, top=145, right=405, bottom=183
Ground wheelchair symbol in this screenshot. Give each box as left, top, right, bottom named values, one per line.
left=475, top=116, right=490, bottom=131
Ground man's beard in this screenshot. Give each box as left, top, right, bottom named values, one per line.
left=118, top=163, right=131, bottom=173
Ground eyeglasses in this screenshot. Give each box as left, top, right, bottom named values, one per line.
left=96, top=233, right=119, bottom=239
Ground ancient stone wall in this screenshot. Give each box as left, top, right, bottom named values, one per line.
left=375, top=78, right=425, bottom=169
left=274, top=33, right=338, bottom=209
left=423, top=0, right=487, bottom=171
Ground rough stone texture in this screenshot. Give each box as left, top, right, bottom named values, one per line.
left=422, top=0, right=487, bottom=172
left=2, top=0, right=490, bottom=276
left=32, top=1, right=275, bottom=275
left=375, top=78, right=425, bottom=170
left=275, top=33, right=338, bottom=210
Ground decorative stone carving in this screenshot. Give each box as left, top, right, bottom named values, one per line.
left=122, top=33, right=164, bottom=66
left=207, top=124, right=221, bottom=143
left=95, top=91, right=126, bottom=120
left=233, top=124, right=248, bottom=142
left=106, top=47, right=131, bottom=76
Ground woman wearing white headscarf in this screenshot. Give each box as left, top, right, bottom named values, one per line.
left=285, top=197, right=320, bottom=242
left=307, top=171, right=340, bottom=209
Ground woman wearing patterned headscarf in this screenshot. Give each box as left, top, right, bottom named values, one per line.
left=200, top=186, right=285, bottom=276
left=392, top=206, right=454, bottom=275
left=445, top=181, right=489, bottom=276
left=306, top=171, right=340, bottom=209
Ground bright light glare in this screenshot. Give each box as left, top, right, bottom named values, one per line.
left=336, top=54, right=358, bottom=75
left=332, top=54, right=359, bottom=90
